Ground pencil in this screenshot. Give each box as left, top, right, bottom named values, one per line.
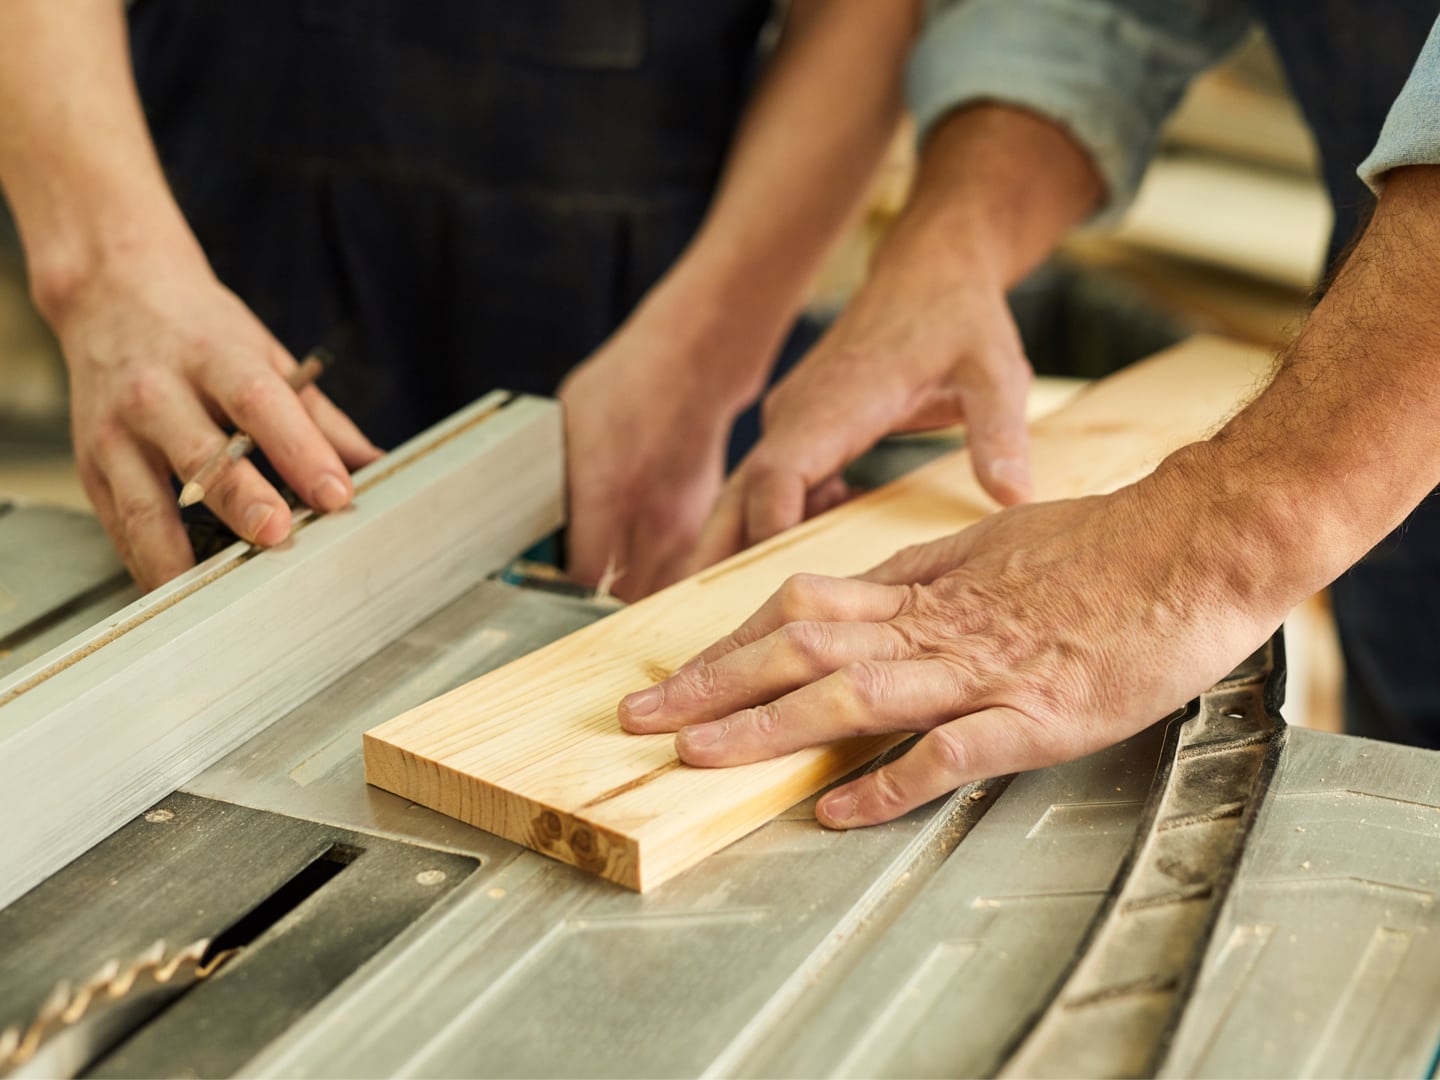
left=177, top=349, right=330, bottom=509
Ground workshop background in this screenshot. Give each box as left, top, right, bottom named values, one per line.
left=0, top=30, right=1341, bottom=726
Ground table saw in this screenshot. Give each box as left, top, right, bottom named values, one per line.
left=1, top=390, right=1439, bottom=1079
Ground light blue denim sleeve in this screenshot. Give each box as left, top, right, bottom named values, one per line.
left=906, top=0, right=1253, bottom=222
left=1358, top=16, right=1440, bottom=191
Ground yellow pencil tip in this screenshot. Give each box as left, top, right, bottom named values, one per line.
left=177, top=482, right=204, bottom=508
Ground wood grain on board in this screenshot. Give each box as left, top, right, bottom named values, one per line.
left=364, top=336, right=1272, bottom=891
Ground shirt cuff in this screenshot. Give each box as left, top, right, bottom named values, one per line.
left=1358, top=16, right=1440, bottom=192
left=906, top=0, right=1249, bottom=224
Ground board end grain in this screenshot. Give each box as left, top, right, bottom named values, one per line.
left=365, top=729, right=643, bottom=888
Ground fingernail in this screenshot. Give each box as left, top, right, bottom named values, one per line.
left=312, top=474, right=350, bottom=512
left=678, top=720, right=726, bottom=749
left=243, top=503, right=275, bottom=542
left=622, top=686, right=663, bottom=719
left=819, top=791, right=858, bottom=826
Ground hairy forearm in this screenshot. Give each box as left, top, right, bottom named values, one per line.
left=642, top=0, right=919, bottom=387
left=870, top=103, right=1105, bottom=292
left=1150, top=165, right=1440, bottom=618
left=0, top=0, right=200, bottom=321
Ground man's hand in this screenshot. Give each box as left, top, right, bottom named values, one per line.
left=55, top=254, right=381, bottom=589
left=688, top=271, right=1033, bottom=571
left=621, top=470, right=1283, bottom=827
left=681, top=104, right=1106, bottom=573
left=560, top=308, right=757, bottom=602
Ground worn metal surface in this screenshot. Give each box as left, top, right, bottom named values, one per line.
left=183, top=579, right=608, bottom=860
left=730, top=724, right=1168, bottom=1080
left=1163, top=725, right=1440, bottom=1079
left=1004, top=642, right=1285, bottom=1078
left=0, top=792, right=476, bottom=1079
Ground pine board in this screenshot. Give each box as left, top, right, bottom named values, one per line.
left=364, top=337, right=1271, bottom=891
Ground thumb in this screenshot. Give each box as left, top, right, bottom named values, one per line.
left=962, top=366, right=1033, bottom=506
left=740, top=375, right=919, bottom=547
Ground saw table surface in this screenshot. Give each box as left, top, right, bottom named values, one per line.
left=2, top=479, right=1439, bottom=1076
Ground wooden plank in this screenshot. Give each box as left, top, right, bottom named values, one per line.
left=364, top=336, right=1272, bottom=891
left=1108, top=154, right=1331, bottom=289
left=0, top=392, right=563, bottom=909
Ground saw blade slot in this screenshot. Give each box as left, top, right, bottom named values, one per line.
left=200, top=842, right=358, bottom=968
left=0, top=794, right=478, bottom=1079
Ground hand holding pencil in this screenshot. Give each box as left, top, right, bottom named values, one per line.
left=177, top=349, right=331, bottom=509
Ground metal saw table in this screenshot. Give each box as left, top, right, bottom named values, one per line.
left=2, top=439, right=1439, bottom=1078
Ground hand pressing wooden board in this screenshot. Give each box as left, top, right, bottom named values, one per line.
left=365, top=336, right=1271, bottom=891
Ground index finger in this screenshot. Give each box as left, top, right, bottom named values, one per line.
left=202, top=356, right=355, bottom=513
left=618, top=573, right=909, bottom=726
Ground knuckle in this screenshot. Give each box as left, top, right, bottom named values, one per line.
left=183, top=334, right=220, bottom=367
left=779, top=619, right=831, bottom=663
left=227, top=373, right=275, bottom=421
left=925, top=725, right=971, bottom=777
left=188, top=341, right=232, bottom=385
left=195, top=462, right=247, bottom=504
left=867, top=768, right=909, bottom=816
left=747, top=704, right=780, bottom=738
left=685, top=660, right=725, bottom=702
left=777, top=573, right=821, bottom=619
left=891, top=581, right=928, bottom=621
left=116, top=495, right=165, bottom=535
left=839, top=660, right=889, bottom=709
left=89, top=423, right=129, bottom=459
left=118, top=369, right=164, bottom=417
left=937, top=658, right=976, bottom=706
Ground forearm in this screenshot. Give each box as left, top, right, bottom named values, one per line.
left=637, top=0, right=920, bottom=396
left=870, top=103, right=1104, bottom=295
left=0, top=0, right=201, bottom=322
left=1149, top=165, right=1440, bottom=618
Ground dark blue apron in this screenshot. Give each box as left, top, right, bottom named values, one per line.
left=1252, top=1, right=1440, bottom=746
left=128, top=0, right=773, bottom=449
